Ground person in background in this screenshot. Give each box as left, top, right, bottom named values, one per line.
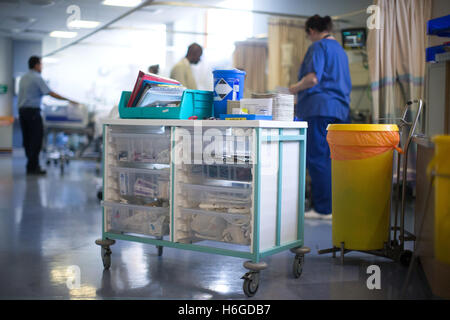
left=170, top=43, right=203, bottom=89
left=18, top=55, right=79, bottom=175
left=289, top=15, right=351, bottom=220
left=148, top=64, right=160, bottom=75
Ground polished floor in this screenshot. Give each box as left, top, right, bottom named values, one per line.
left=0, top=149, right=434, bottom=300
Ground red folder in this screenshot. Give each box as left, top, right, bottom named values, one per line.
left=127, top=71, right=181, bottom=108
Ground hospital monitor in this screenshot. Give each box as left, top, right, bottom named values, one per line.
left=341, top=28, right=367, bottom=49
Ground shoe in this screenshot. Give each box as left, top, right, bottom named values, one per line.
left=27, top=168, right=47, bottom=175
left=304, top=209, right=332, bottom=220
left=321, top=213, right=332, bottom=220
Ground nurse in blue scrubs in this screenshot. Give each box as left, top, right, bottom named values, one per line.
left=289, top=15, right=351, bottom=219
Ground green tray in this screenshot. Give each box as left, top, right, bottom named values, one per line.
left=118, top=89, right=213, bottom=119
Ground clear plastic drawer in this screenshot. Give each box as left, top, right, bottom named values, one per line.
left=109, top=129, right=171, bottom=165
left=174, top=126, right=254, bottom=165
left=176, top=208, right=251, bottom=245
left=181, top=164, right=253, bottom=182
left=179, top=183, right=252, bottom=212
left=103, top=201, right=170, bottom=237
left=108, top=166, right=170, bottom=207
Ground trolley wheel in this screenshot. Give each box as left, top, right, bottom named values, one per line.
left=242, top=272, right=259, bottom=297
left=400, top=250, right=413, bottom=267
left=157, top=246, right=163, bottom=256
left=101, top=247, right=112, bottom=270
left=97, top=191, right=103, bottom=201
left=293, top=254, right=305, bottom=278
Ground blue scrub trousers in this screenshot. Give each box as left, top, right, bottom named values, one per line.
left=306, top=116, right=349, bottom=214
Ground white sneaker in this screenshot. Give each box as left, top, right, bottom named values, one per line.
left=321, top=213, right=332, bottom=220
left=304, top=209, right=332, bottom=220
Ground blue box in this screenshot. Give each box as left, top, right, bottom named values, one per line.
left=427, top=14, right=450, bottom=37
left=426, top=44, right=450, bottom=62
left=219, top=114, right=273, bottom=120
left=119, top=90, right=214, bottom=119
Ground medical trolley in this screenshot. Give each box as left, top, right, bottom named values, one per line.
left=96, top=119, right=309, bottom=297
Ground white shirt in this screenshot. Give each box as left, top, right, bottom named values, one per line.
left=18, top=70, right=51, bottom=109
left=170, top=57, right=197, bottom=90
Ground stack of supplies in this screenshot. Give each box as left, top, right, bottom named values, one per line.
left=222, top=98, right=273, bottom=120
left=252, top=93, right=294, bottom=121
left=127, top=71, right=182, bottom=108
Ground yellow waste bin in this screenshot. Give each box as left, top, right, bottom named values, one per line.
left=431, top=135, right=450, bottom=265
left=326, top=124, right=401, bottom=251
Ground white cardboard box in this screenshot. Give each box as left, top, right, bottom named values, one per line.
left=240, top=98, right=273, bottom=115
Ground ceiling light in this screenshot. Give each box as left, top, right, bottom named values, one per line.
left=68, top=20, right=100, bottom=29
left=25, top=0, right=55, bottom=6
left=49, top=31, right=78, bottom=38
left=42, top=57, right=59, bottom=64
left=102, top=0, right=142, bottom=7
left=142, top=8, right=162, bottom=15
left=10, top=16, right=37, bottom=24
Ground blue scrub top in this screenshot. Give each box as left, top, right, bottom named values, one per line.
left=296, top=38, right=351, bottom=121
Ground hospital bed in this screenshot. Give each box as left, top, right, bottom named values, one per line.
left=42, top=102, right=99, bottom=173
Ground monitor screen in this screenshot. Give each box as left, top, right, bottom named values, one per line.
left=342, top=28, right=366, bottom=49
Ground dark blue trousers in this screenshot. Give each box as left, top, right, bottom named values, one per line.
left=19, top=108, right=44, bottom=172
left=306, top=116, right=349, bottom=214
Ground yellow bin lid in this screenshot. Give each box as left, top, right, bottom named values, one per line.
left=327, top=124, right=399, bottom=131
left=432, top=135, right=450, bottom=143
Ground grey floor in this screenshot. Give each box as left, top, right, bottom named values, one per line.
left=0, top=149, right=434, bottom=300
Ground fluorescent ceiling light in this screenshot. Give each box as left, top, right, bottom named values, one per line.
left=49, top=31, right=78, bottom=38
left=102, top=0, right=142, bottom=7
left=68, top=20, right=100, bottom=29
left=42, top=57, right=59, bottom=64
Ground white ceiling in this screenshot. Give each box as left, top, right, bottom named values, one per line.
left=0, top=0, right=220, bottom=41
left=0, top=0, right=372, bottom=43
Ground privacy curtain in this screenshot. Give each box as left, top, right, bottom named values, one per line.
left=233, top=40, right=268, bottom=95
left=367, top=0, right=432, bottom=180
left=367, top=0, right=432, bottom=122
left=267, top=17, right=310, bottom=91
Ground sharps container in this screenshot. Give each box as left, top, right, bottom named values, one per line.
left=212, top=69, right=246, bottom=118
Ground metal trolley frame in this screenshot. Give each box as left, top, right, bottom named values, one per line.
left=95, top=120, right=310, bottom=297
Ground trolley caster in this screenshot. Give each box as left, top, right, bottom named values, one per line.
left=289, top=246, right=310, bottom=278
left=95, top=239, right=116, bottom=270
left=242, top=261, right=267, bottom=297
left=101, top=247, right=112, bottom=270
left=157, top=245, right=163, bottom=256
left=293, top=254, right=305, bottom=278
left=97, top=191, right=103, bottom=201
left=242, top=272, right=260, bottom=297
left=399, top=250, right=413, bottom=267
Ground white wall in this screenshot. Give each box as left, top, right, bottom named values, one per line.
left=164, top=0, right=254, bottom=91
left=13, top=40, right=42, bottom=79
left=41, top=25, right=166, bottom=112
left=0, top=36, right=13, bottom=117
left=252, top=0, right=373, bottom=36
